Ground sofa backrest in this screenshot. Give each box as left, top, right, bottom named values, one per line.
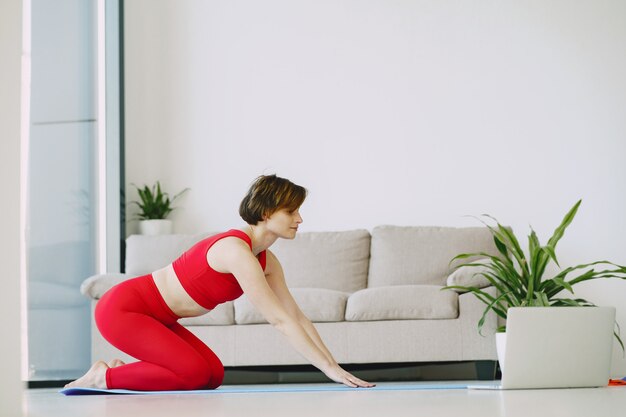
left=125, top=230, right=371, bottom=294
left=125, top=233, right=215, bottom=275
left=367, top=225, right=498, bottom=287
left=125, top=226, right=496, bottom=290
left=269, top=230, right=371, bottom=293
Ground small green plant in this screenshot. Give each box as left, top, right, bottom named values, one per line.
left=131, top=181, right=189, bottom=220
left=443, top=200, right=626, bottom=350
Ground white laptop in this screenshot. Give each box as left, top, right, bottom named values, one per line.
left=469, top=306, right=615, bottom=390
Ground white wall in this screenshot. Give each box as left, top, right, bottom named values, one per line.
left=124, top=0, right=626, bottom=375
left=0, top=0, right=25, bottom=414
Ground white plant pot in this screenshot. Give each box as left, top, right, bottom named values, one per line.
left=496, top=332, right=507, bottom=373
left=139, top=219, right=172, bottom=236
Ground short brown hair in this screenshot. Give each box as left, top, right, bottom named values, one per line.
left=239, top=175, right=307, bottom=225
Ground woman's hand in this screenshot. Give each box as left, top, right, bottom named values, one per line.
left=323, top=364, right=375, bottom=388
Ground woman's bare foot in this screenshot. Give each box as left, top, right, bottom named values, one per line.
left=107, top=359, right=126, bottom=368
left=64, top=360, right=109, bottom=389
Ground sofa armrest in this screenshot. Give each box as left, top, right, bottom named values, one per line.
left=446, top=260, right=492, bottom=292
left=80, top=273, right=132, bottom=300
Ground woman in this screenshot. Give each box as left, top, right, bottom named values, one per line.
left=66, top=175, right=374, bottom=390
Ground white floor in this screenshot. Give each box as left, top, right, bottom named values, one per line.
left=23, top=382, right=626, bottom=417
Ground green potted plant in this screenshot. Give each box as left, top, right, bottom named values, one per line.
left=443, top=200, right=626, bottom=366
left=131, top=181, right=189, bottom=235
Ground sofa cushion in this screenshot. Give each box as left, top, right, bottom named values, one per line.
left=179, top=302, right=235, bottom=326
left=234, top=288, right=349, bottom=324
left=446, top=258, right=492, bottom=291
left=345, top=285, right=459, bottom=321
left=269, top=230, right=370, bottom=293
left=367, top=226, right=497, bottom=287
left=125, top=232, right=215, bottom=276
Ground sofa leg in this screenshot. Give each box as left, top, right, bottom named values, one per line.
left=474, top=360, right=498, bottom=380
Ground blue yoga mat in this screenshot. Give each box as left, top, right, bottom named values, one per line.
left=60, top=382, right=469, bottom=396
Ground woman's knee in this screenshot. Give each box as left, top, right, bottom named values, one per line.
left=177, top=359, right=222, bottom=390
left=205, top=363, right=224, bottom=389
left=191, top=361, right=224, bottom=390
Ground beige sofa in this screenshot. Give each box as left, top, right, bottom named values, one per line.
left=81, top=226, right=498, bottom=368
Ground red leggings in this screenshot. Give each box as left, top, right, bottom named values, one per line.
left=95, top=275, right=224, bottom=390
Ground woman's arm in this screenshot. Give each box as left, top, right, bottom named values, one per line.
left=209, top=238, right=331, bottom=370
left=263, top=250, right=374, bottom=388
left=207, top=239, right=372, bottom=387
left=263, top=250, right=336, bottom=365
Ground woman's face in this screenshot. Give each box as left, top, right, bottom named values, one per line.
left=265, top=208, right=303, bottom=239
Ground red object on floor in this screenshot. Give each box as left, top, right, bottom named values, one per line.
left=608, top=379, right=626, bottom=386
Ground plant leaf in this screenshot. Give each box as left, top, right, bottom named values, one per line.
left=130, top=182, right=189, bottom=220
left=482, top=216, right=529, bottom=279
left=551, top=277, right=574, bottom=294
left=546, top=199, right=581, bottom=250
left=493, top=235, right=509, bottom=259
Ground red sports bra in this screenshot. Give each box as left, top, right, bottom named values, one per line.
left=172, top=229, right=267, bottom=310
